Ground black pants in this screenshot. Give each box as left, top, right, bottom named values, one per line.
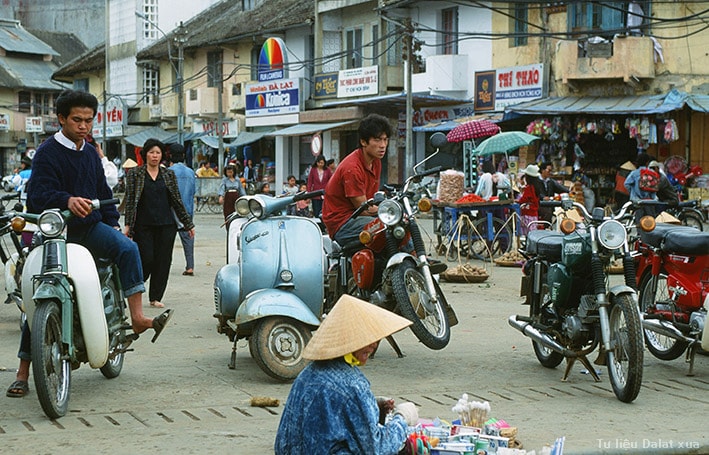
left=133, top=223, right=177, bottom=302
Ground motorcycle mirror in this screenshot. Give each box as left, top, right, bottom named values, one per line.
left=429, top=132, right=448, bottom=149
left=373, top=192, right=386, bottom=203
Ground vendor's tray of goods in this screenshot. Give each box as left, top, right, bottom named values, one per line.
left=494, top=250, right=525, bottom=267
left=433, top=194, right=514, bottom=209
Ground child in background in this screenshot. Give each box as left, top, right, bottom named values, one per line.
left=295, top=183, right=312, bottom=217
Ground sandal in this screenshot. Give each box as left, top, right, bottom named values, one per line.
left=6, top=380, right=29, bottom=398
left=150, top=301, right=165, bottom=308
left=182, top=270, right=194, bottom=276
left=151, top=309, right=174, bottom=343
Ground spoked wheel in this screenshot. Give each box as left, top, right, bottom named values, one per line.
left=249, top=317, right=312, bottom=382
left=100, top=331, right=126, bottom=379
left=638, top=272, right=688, bottom=360
left=679, top=212, right=704, bottom=231
left=531, top=282, right=564, bottom=368
left=392, top=261, right=450, bottom=350
left=470, top=216, right=512, bottom=261
left=606, top=294, right=644, bottom=403
left=31, top=301, right=71, bottom=418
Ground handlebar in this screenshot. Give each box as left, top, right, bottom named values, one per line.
left=293, top=190, right=324, bottom=202
left=0, top=192, right=19, bottom=201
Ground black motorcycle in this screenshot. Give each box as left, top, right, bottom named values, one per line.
left=509, top=197, right=654, bottom=403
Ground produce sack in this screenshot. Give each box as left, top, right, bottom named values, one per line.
left=437, top=170, right=465, bottom=203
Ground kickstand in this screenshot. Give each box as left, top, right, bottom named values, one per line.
left=385, top=335, right=405, bottom=358
left=562, top=355, right=601, bottom=382
left=686, top=343, right=698, bottom=377
left=228, top=337, right=237, bottom=370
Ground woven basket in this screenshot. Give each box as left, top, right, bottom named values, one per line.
left=494, top=259, right=523, bottom=268
left=441, top=265, right=489, bottom=283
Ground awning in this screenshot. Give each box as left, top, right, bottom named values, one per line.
left=504, top=89, right=687, bottom=116
left=266, top=120, right=356, bottom=137
left=687, top=94, right=709, bottom=113
left=231, top=130, right=273, bottom=147
left=413, top=113, right=503, bottom=132
left=321, top=92, right=466, bottom=109
left=124, top=126, right=171, bottom=146
left=164, top=130, right=208, bottom=144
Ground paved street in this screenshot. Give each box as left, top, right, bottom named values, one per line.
left=0, top=212, right=707, bottom=454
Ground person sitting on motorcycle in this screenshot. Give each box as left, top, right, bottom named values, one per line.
left=322, top=113, right=391, bottom=244
left=7, top=90, right=173, bottom=398
left=274, top=295, right=417, bottom=455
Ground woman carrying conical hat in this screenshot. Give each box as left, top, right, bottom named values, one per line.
left=275, top=295, right=418, bottom=455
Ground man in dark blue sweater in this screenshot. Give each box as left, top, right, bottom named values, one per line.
left=6, top=90, right=172, bottom=398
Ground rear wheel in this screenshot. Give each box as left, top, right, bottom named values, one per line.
left=100, top=332, right=125, bottom=379
left=531, top=281, right=564, bottom=368
left=638, top=272, right=688, bottom=360
left=607, top=294, right=644, bottom=403
left=31, top=301, right=71, bottom=418
left=249, top=317, right=312, bottom=382
left=392, top=261, right=450, bottom=349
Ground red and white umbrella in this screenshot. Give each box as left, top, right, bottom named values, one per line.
left=446, top=119, right=501, bottom=143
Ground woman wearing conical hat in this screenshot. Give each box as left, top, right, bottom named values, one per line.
left=275, top=295, right=418, bottom=455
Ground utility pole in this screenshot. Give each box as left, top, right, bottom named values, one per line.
left=217, top=53, right=224, bottom=176
left=175, top=21, right=186, bottom=146
left=404, top=18, right=414, bottom=179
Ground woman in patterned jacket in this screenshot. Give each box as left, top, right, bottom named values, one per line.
left=124, top=138, right=195, bottom=308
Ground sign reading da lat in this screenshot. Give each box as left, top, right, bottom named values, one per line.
left=258, top=37, right=288, bottom=82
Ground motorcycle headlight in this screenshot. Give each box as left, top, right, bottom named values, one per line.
left=597, top=220, right=626, bottom=250
left=37, top=210, right=64, bottom=237
left=248, top=198, right=265, bottom=219
left=378, top=200, right=402, bottom=226
left=235, top=197, right=251, bottom=217
left=280, top=269, right=293, bottom=282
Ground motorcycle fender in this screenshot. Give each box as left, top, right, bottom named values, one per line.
left=68, top=244, right=109, bottom=368
left=384, top=252, right=416, bottom=270
left=21, top=245, right=43, bottom=330
left=608, top=285, right=638, bottom=303
left=235, top=289, right=321, bottom=327
left=214, top=263, right=242, bottom=318
left=5, top=251, right=19, bottom=297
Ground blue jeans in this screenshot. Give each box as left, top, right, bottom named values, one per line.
left=333, top=216, right=375, bottom=245
left=177, top=230, right=194, bottom=270
left=69, top=222, right=145, bottom=297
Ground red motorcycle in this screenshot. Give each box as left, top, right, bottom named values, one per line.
left=635, top=223, right=709, bottom=375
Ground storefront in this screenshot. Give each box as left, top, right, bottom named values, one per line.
left=502, top=89, right=705, bottom=208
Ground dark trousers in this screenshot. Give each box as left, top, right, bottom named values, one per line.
left=133, top=224, right=178, bottom=302
left=312, top=199, right=323, bottom=218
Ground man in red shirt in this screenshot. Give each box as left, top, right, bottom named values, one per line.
left=322, top=114, right=391, bottom=244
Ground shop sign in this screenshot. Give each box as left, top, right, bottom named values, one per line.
left=474, top=71, right=496, bottom=111
left=0, top=113, right=9, bottom=131
left=245, top=78, right=301, bottom=117
left=93, top=98, right=126, bottom=138
left=25, top=117, right=43, bottom=133
left=257, top=37, right=288, bottom=82
left=413, top=105, right=478, bottom=127
left=43, top=117, right=60, bottom=133
left=313, top=73, right=338, bottom=99
left=495, top=63, right=544, bottom=111
left=193, top=118, right=239, bottom=138
left=337, top=65, right=378, bottom=98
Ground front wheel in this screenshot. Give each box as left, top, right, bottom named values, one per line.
left=638, top=272, right=688, bottom=360
left=31, top=301, right=71, bottom=418
left=606, top=294, right=644, bottom=403
left=249, top=317, right=312, bottom=382
left=392, top=262, right=450, bottom=350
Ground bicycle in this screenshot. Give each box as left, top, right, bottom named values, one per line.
left=195, top=195, right=221, bottom=214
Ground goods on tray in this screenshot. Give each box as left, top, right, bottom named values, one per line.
left=440, top=264, right=489, bottom=283
left=455, top=193, right=485, bottom=204
left=452, top=394, right=490, bottom=427
left=438, top=170, right=465, bottom=203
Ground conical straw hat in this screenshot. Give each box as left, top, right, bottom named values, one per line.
left=123, top=158, right=138, bottom=169
left=655, top=211, right=681, bottom=224
left=620, top=161, right=636, bottom=171
left=303, top=295, right=412, bottom=361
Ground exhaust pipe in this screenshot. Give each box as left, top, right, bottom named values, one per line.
left=642, top=318, right=695, bottom=345
left=508, top=315, right=576, bottom=357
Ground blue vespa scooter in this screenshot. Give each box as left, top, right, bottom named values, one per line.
left=213, top=190, right=326, bottom=381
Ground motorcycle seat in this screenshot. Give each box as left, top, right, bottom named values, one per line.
left=641, top=224, right=709, bottom=255
left=663, top=228, right=709, bottom=256
left=338, top=239, right=366, bottom=255
left=525, top=230, right=564, bottom=261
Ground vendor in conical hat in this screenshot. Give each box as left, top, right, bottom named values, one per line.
left=275, top=295, right=418, bottom=455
